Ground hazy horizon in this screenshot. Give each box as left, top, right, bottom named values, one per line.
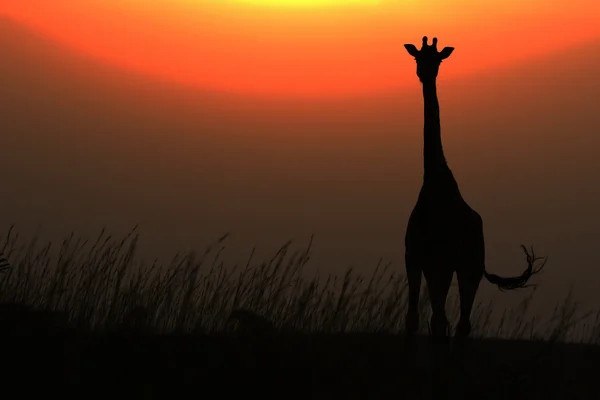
left=1, top=16, right=600, bottom=317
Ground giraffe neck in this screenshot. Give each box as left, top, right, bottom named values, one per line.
left=422, top=79, right=448, bottom=178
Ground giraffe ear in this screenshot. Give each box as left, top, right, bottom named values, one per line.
left=439, top=47, right=454, bottom=60
left=404, top=44, right=419, bottom=57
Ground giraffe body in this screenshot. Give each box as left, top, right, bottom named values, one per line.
left=405, top=170, right=485, bottom=339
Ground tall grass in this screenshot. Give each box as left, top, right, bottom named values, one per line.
left=0, top=226, right=596, bottom=343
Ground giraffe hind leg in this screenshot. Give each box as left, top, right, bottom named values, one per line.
left=456, top=267, right=483, bottom=340
left=456, top=220, right=485, bottom=341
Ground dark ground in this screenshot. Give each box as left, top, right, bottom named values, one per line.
left=0, top=330, right=597, bottom=399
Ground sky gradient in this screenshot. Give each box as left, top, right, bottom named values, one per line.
left=1, top=3, right=600, bottom=317
left=1, top=0, right=599, bottom=96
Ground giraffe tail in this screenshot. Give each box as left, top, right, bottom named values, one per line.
left=483, top=245, right=546, bottom=291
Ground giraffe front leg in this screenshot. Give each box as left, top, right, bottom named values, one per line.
left=404, top=251, right=422, bottom=337
left=424, top=269, right=453, bottom=343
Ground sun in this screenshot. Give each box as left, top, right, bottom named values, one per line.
left=2, top=0, right=599, bottom=98
left=234, top=0, right=379, bottom=7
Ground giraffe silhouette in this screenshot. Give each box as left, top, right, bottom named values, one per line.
left=403, top=37, right=545, bottom=342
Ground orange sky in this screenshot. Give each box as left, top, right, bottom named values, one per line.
left=2, top=0, right=599, bottom=97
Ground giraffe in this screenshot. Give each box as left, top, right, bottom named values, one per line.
left=403, top=37, right=545, bottom=342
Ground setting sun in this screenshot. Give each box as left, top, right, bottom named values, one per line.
left=1, top=0, right=599, bottom=97
left=233, top=0, right=379, bottom=7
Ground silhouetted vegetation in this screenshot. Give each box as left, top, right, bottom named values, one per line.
left=0, top=226, right=590, bottom=339
left=0, top=226, right=598, bottom=398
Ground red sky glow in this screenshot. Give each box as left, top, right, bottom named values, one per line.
left=1, top=0, right=599, bottom=98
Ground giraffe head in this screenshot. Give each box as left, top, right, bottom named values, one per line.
left=404, top=36, right=454, bottom=83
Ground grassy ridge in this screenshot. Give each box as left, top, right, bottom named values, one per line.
left=0, top=225, right=597, bottom=343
